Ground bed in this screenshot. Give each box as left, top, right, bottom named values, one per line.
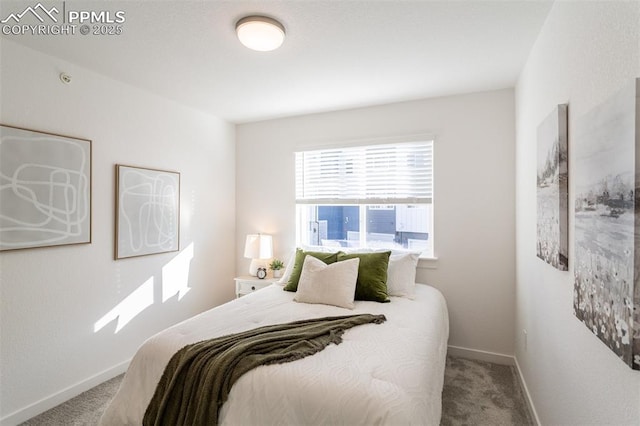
left=100, top=273, right=448, bottom=425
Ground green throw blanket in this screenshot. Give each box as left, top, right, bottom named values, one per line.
left=143, top=313, right=387, bottom=426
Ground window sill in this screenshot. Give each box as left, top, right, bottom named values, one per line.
left=417, top=256, right=438, bottom=269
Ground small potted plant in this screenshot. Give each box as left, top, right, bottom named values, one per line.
left=269, top=258, right=285, bottom=278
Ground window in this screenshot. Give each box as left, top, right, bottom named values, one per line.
left=295, top=139, right=434, bottom=256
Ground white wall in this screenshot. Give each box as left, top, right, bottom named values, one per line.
left=0, top=40, right=236, bottom=424
left=515, top=2, right=640, bottom=424
left=236, top=89, right=516, bottom=358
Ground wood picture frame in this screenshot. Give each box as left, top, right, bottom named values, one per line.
left=115, top=164, right=180, bottom=259
left=0, top=124, right=92, bottom=251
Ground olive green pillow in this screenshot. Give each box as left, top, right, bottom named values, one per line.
left=283, top=249, right=339, bottom=292
left=337, top=251, right=391, bottom=303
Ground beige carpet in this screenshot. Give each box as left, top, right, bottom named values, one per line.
left=441, top=356, right=534, bottom=425
left=19, top=374, right=123, bottom=426
left=21, top=355, right=533, bottom=425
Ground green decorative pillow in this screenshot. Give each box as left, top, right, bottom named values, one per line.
left=337, top=251, right=391, bottom=302
left=283, top=249, right=339, bottom=292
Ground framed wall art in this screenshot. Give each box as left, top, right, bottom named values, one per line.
left=115, top=164, right=180, bottom=259
left=574, top=78, right=639, bottom=370
left=0, top=124, right=91, bottom=251
left=536, top=104, right=569, bottom=271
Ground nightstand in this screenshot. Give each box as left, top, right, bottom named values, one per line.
left=234, top=275, right=279, bottom=298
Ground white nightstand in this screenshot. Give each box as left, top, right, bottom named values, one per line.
left=234, top=275, right=279, bottom=298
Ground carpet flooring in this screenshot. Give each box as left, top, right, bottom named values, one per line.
left=20, top=355, right=534, bottom=425
left=441, top=356, right=534, bottom=426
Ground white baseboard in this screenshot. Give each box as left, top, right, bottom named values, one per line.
left=0, top=359, right=130, bottom=426
left=513, top=356, right=542, bottom=426
left=447, top=345, right=515, bottom=365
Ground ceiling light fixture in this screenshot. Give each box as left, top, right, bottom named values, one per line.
left=236, top=16, right=285, bottom=52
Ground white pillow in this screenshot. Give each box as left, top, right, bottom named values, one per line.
left=294, top=256, right=360, bottom=309
left=386, top=252, right=420, bottom=299
left=275, top=250, right=296, bottom=285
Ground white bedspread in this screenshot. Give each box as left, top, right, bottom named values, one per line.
left=100, top=283, right=449, bottom=426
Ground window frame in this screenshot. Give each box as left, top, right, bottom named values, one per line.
left=294, top=135, right=435, bottom=259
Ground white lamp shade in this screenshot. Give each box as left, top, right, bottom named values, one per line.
left=244, top=234, right=273, bottom=260
left=236, top=16, right=285, bottom=52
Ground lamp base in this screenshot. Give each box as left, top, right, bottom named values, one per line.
left=248, top=259, right=268, bottom=276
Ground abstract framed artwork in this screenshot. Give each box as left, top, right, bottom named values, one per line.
left=536, top=104, right=569, bottom=271
left=574, top=78, right=639, bottom=370
left=0, top=124, right=91, bottom=251
left=115, top=164, right=180, bottom=259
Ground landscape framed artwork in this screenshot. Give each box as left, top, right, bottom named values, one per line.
left=574, top=78, right=639, bottom=370
left=536, top=104, right=569, bottom=271
left=115, top=164, right=180, bottom=259
left=0, top=124, right=91, bottom=251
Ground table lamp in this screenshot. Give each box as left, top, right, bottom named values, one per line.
left=244, top=234, right=273, bottom=276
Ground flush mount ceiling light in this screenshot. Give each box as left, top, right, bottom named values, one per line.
left=236, top=16, right=285, bottom=52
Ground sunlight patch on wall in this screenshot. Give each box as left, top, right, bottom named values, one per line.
left=94, top=277, right=154, bottom=333
left=162, top=242, right=193, bottom=302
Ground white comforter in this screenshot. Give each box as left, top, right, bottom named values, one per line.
left=100, top=283, right=449, bottom=426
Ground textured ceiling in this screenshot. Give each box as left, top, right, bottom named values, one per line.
left=1, top=0, right=553, bottom=123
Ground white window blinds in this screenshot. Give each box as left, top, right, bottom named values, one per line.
left=295, top=140, right=433, bottom=205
